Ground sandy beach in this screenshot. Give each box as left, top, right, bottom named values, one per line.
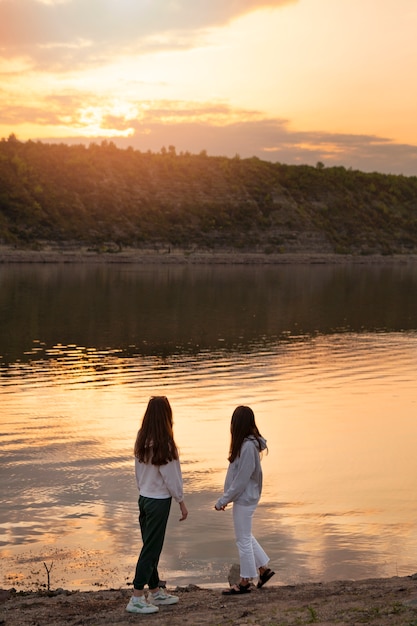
left=1, top=575, right=417, bottom=625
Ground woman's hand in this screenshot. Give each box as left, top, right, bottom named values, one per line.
left=214, top=503, right=226, bottom=511
left=179, top=501, right=188, bottom=521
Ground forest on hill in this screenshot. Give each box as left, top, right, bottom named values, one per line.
left=1, top=135, right=417, bottom=256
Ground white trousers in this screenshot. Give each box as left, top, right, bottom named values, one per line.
left=232, top=502, right=269, bottom=579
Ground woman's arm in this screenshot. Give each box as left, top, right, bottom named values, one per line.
left=178, top=500, right=188, bottom=521
left=159, top=458, right=184, bottom=502
left=215, top=441, right=256, bottom=509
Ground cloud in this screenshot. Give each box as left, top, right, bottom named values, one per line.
left=0, top=0, right=296, bottom=69
left=122, top=114, right=417, bottom=175
left=0, top=88, right=98, bottom=126
left=10, top=95, right=414, bottom=175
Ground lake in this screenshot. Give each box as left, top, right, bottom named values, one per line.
left=1, top=261, right=417, bottom=591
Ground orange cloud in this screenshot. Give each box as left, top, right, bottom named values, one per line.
left=5, top=96, right=412, bottom=175
left=0, top=0, right=297, bottom=69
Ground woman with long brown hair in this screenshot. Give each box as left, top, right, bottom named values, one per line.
left=215, top=405, right=274, bottom=594
left=126, top=396, right=188, bottom=614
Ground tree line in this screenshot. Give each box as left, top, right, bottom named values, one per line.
left=1, top=135, right=417, bottom=255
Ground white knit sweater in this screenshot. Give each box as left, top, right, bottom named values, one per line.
left=135, top=457, right=184, bottom=502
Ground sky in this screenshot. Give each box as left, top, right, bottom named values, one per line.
left=1, top=0, right=417, bottom=175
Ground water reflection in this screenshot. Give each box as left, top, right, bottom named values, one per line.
left=1, top=264, right=417, bottom=590
left=1, top=263, right=417, bottom=364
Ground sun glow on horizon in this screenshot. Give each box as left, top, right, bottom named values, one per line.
left=1, top=0, right=417, bottom=173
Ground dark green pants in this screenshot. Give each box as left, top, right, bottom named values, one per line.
left=133, top=495, right=172, bottom=590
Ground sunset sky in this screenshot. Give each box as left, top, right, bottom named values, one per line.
left=1, top=0, right=417, bottom=174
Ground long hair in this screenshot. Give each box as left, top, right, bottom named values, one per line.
left=134, top=396, right=179, bottom=465
left=228, top=405, right=263, bottom=463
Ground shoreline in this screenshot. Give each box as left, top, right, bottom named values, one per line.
left=2, top=244, right=417, bottom=265
left=1, top=574, right=417, bottom=625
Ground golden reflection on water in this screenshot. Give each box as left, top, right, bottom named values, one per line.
left=1, top=333, right=417, bottom=589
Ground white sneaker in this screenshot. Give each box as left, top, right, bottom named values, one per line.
left=126, top=595, right=159, bottom=614
left=150, top=588, right=179, bottom=605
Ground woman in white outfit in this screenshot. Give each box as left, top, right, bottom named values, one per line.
left=215, top=405, right=274, bottom=594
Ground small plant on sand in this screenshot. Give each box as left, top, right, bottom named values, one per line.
left=307, top=606, right=319, bottom=623
left=43, top=561, right=53, bottom=591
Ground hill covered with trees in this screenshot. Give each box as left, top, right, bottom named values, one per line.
left=1, top=135, right=417, bottom=256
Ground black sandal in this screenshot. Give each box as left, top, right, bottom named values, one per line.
left=257, top=568, right=275, bottom=588
left=222, top=583, right=251, bottom=595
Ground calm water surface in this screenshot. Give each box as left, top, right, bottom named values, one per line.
left=1, top=262, right=417, bottom=590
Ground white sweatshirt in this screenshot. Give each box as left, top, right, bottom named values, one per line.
left=135, top=457, right=184, bottom=503
left=216, top=436, right=267, bottom=508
